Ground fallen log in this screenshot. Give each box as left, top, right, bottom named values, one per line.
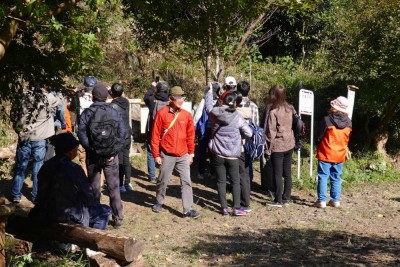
left=6, top=215, right=145, bottom=262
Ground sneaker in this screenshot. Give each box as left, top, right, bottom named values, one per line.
left=113, top=218, right=123, bottom=229
left=328, top=200, right=340, bottom=208
left=197, top=173, right=205, bottom=180
left=240, top=206, right=252, bottom=213
left=184, top=209, right=200, bottom=219
left=149, top=178, right=157, bottom=184
left=314, top=201, right=326, bottom=208
left=86, top=248, right=104, bottom=257
left=232, top=209, right=247, bottom=216
left=220, top=208, right=229, bottom=216
left=152, top=203, right=163, bottom=213
left=266, top=201, right=283, bottom=208
left=12, top=198, right=21, bottom=204
left=125, top=183, right=134, bottom=191
left=120, top=185, right=127, bottom=193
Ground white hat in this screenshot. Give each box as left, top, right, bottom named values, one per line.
left=224, top=76, right=237, bottom=86
left=330, top=96, right=349, bottom=113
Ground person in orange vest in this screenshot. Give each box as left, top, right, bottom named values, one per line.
left=314, top=96, right=352, bottom=208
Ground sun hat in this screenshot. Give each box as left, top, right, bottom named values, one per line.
left=330, top=96, right=349, bottom=113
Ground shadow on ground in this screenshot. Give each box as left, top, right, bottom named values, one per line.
left=181, top=228, right=400, bottom=266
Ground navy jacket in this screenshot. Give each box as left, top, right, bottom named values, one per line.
left=78, top=101, right=126, bottom=155
left=30, top=155, right=95, bottom=226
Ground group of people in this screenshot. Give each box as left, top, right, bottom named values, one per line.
left=9, top=74, right=352, bottom=230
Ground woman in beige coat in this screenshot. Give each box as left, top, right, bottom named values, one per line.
left=265, top=85, right=295, bottom=207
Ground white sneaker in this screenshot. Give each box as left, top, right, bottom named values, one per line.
left=85, top=248, right=104, bottom=257
left=314, top=201, right=326, bottom=208
left=328, top=200, right=340, bottom=208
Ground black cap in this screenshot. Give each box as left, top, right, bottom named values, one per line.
left=92, top=83, right=108, bottom=101
left=51, top=133, right=80, bottom=155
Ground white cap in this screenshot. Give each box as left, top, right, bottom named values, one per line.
left=224, top=76, right=237, bottom=86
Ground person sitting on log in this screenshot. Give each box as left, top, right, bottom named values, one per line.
left=29, top=132, right=111, bottom=230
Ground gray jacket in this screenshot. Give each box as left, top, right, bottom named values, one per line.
left=205, top=90, right=252, bottom=158
left=11, top=89, right=60, bottom=142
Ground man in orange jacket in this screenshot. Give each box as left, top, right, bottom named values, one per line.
left=150, top=86, right=200, bottom=218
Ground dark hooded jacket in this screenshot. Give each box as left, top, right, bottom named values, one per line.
left=316, top=112, right=352, bottom=163
left=145, top=90, right=169, bottom=137
left=205, top=90, right=252, bottom=158
left=29, top=155, right=94, bottom=226
left=111, top=96, right=132, bottom=140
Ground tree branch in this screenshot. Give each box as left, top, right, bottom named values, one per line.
left=225, top=7, right=278, bottom=69
left=0, top=0, right=82, bottom=61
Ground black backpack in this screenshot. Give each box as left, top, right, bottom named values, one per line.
left=292, top=107, right=305, bottom=150
left=88, top=105, right=119, bottom=157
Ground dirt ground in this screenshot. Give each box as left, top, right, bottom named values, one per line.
left=2, top=157, right=400, bottom=267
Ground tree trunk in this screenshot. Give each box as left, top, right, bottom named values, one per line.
left=373, top=132, right=389, bottom=156
left=6, top=216, right=144, bottom=262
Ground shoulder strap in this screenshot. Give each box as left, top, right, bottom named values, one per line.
left=162, top=112, right=180, bottom=138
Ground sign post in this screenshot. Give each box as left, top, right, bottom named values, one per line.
left=298, top=89, right=314, bottom=178
left=346, top=85, right=359, bottom=120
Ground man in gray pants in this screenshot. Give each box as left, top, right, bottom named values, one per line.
left=150, top=86, right=199, bottom=218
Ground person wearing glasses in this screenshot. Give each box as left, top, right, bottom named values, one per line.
left=150, top=86, right=200, bottom=218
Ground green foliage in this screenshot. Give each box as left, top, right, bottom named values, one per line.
left=292, top=150, right=400, bottom=191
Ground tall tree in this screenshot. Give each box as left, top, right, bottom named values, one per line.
left=325, top=0, right=400, bottom=152
left=0, top=1, right=112, bottom=100
left=124, top=0, right=311, bottom=83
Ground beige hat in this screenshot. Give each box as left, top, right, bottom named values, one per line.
left=330, top=96, right=349, bottom=113
left=169, top=86, right=186, bottom=97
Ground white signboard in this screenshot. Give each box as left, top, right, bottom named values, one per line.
left=347, top=89, right=356, bottom=120
left=139, top=102, right=192, bottom=134
left=299, top=89, right=314, bottom=115
left=297, top=89, right=314, bottom=178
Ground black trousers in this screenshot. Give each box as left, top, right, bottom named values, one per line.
left=87, top=153, right=123, bottom=220
left=212, top=154, right=241, bottom=209
left=271, top=149, right=293, bottom=203
left=239, top=152, right=251, bottom=208
left=118, top=139, right=132, bottom=186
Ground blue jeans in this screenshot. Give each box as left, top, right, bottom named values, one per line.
left=89, top=204, right=112, bottom=230
left=317, top=160, right=343, bottom=202
left=147, top=142, right=156, bottom=180
left=12, top=140, right=46, bottom=201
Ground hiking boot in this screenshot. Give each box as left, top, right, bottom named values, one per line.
left=328, top=200, right=340, bottom=208
left=13, top=198, right=21, bottom=204
left=113, top=218, right=123, bottom=229
left=149, top=178, right=157, bottom=184
left=314, top=201, right=326, bottom=208
left=184, top=209, right=200, bottom=219
left=232, top=209, right=247, bottom=216
left=120, top=185, right=127, bottom=193
left=197, top=173, right=204, bottom=180
left=125, top=183, right=134, bottom=191
left=240, top=206, right=252, bottom=213
left=152, top=203, right=163, bottom=213
left=220, top=208, right=229, bottom=216
left=266, top=201, right=283, bottom=208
